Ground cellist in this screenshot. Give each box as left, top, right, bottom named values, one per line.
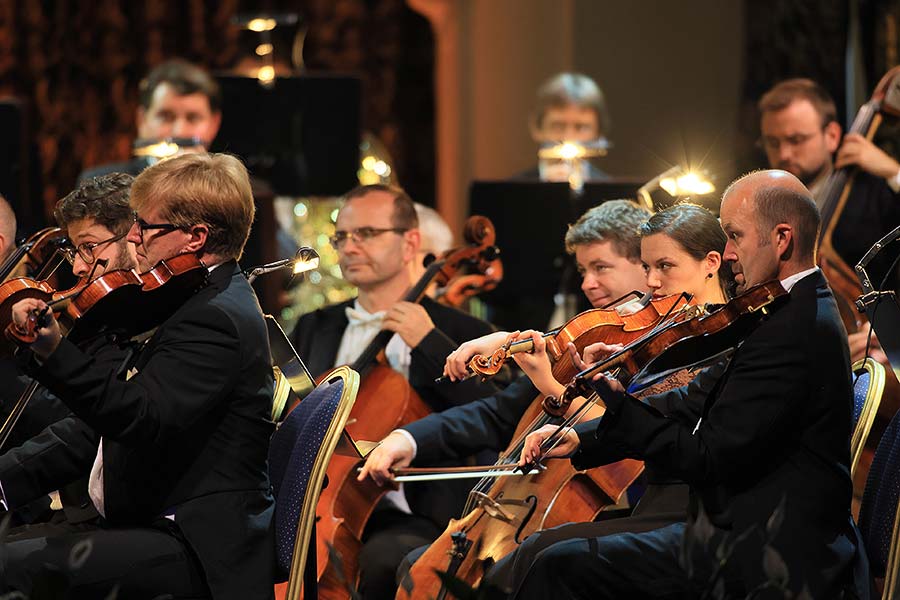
left=359, top=201, right=733, bottom=595
left=758, top=78, right=900, bottom=363
left=288, top=184, right=500, bottom=600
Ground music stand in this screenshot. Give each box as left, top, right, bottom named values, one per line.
left=469, top=179, right=644, bottom=331
left=212, top=74, right=361, bottom=197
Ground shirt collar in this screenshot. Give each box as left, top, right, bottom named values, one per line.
left=779, top=266, right=820, bottom=292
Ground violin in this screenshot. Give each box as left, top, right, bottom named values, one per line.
left=817, top=66, right=900, bottom=333
left=465, top=293, right=689, bottom=381
left=0, top=228, right=71, bottom=284
left=397, top=281, right=785, bottom=600
left=312, top=216, right=499, bottom=597
left=2, top=253, right=207, bottom=348
left=0, top=253, right=208, bottom=453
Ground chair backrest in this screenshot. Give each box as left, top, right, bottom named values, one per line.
left=850, top=358, right=887, bottom=479
left=858, top=407, right=900, bottom=598
left=268, top=365, right=360, bottom=598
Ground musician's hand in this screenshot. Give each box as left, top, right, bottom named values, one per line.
left=848, top=324, right=889, bottom=365
left=356, top=431, right=414, bottom=487
left=566, top=342, right=623, bottom=375
left=444, top=330, right=514, bottom=381
left=518, top=424, right=580, bottom=467
left=835, top=133, right=900, bottom=180
left=383, top=302, right=435, bottom=348
left=10, top=299, right=62, bottom=358
left=513, top=330, right=565, bottom=398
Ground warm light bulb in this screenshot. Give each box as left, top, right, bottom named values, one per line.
left=255, top=43, right=274, bottom=56
left=248, top=18, right=277, bottom=32
left=257, top=66, right=275, bottom=83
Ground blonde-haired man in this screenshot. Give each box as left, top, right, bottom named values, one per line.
left=7, top=153, right=275, bottom=599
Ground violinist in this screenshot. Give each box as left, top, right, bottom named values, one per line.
left=0, top=173, right=138, bottom=529
left=515, top=170, right=866, bottom=599
left=289, top=184, right=500, bottom=600
left=5, top=153, right=276, bottom=599
left=759, top=78, right=900, bottom=362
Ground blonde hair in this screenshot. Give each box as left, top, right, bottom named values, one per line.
left=131, top=153, right=255, bottom=260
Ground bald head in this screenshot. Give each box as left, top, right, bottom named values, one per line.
left=724, top=170, right=820, bottom=261
left=720, top=170, right=820, bottom=291
left=0, top=195, right=16, bottom=261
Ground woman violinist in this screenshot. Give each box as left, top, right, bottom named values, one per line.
left=0, top=174, right=139, bottom=527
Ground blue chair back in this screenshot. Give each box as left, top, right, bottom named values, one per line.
left=859, top=409, right=900, bottom=578
left=852, top=369, right=871, bottom=428
left=267, top=365, right=360, bottom=595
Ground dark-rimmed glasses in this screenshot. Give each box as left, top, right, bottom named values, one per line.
left=133, top=212, right=183, bottom=244
left=61, top=231, right=127, bottom=265
left=329, top=227, right=408, bottom=249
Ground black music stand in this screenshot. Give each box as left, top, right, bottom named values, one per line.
left=212, top=74, right=361, bottom=197
left=469, top=179, right=644, bottom=331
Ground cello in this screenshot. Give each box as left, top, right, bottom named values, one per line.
left=398, top=281, right=786, bottom=600
left=817, top=65, right=900, bottom=333
left=395, top=294, right=697, bottom=600
left=312, top=216, right=499, bottom=598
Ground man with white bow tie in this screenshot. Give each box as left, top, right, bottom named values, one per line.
left=289, top=183, right=501, bottom=600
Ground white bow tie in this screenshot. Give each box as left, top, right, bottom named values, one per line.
left=345, top=306, right=386, bottom=327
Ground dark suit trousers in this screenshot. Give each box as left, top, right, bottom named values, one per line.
left=1, top=517, right=211, bottom=599
left=359, top=507, right=441, bottom=600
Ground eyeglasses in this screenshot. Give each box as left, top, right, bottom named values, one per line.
left=329, top=227, right=408, bottom=249
left=757, top=131, right=820, bottom=152
left=133, top=212, right=183, bottom=243
left=61, top=231, right=127, bottom=265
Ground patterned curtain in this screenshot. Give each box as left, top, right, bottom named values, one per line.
left=0, top=0, right=434, bottom=227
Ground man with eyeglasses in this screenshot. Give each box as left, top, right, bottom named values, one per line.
left=759, top=78, right=900, bottom=270
left=0, top=173, right=138, bottom=532
left=290, top=183, right=502, bottom=600
left=5, top=154, right=275, bottom=599
left=758, top=78, right=900, bottom=364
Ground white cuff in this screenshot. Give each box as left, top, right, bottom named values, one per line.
left=392, top=428, right=418, bottom=461
left=887, top=168, right=900, bottom=193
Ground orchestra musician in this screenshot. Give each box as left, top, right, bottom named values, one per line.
left=0, top=173, right=139, bottom=532
left=4, top=153, right=276, bottom=600
left=360, top=201, right=735, bottom=595
left=514, top=170, right=867, bottom=599
left=288, top=184, right=501, bottom=600
left=515, top=72, right=611, bottom=182
left=758, top=78, right=900, bottom=362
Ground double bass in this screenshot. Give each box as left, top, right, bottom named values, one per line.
left=817, top=65, right=900, bottom=332
left=312, top=216, right=500, bottom=597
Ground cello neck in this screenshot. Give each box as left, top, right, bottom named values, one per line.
left=350, top=259, right=446, bottom=373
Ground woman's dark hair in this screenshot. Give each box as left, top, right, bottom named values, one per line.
left=639, top=203, right=734, bottom=298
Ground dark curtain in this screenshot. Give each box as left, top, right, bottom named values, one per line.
left=0, top=0, right=435, bottom=230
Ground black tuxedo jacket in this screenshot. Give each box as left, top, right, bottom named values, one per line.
left=35, top=262, right=276, bottom=600
left=572, top=271, right=862, bottom=596
left=290, top=296, right=502, bottom=527
left=0, top=333, right=136, bottom=524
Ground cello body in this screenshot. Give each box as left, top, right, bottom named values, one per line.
left=396, top=297, right=694, bottom=600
